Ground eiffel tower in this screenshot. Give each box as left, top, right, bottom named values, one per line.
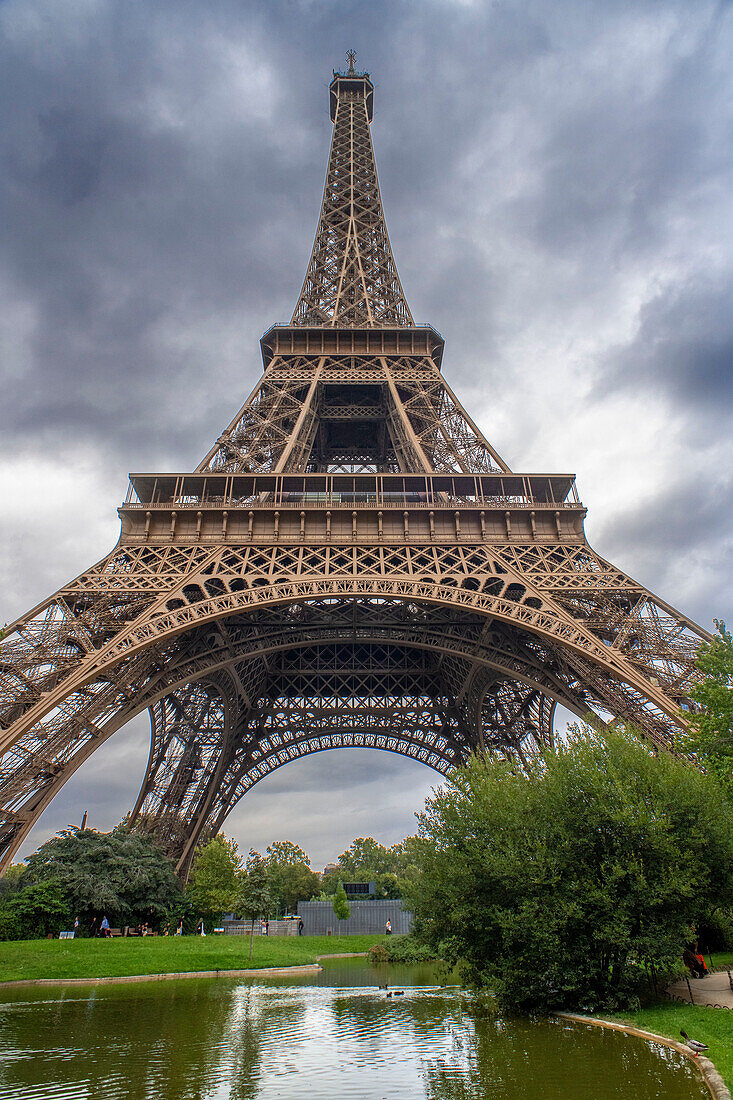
left=0, top=59, right=710, bottom=877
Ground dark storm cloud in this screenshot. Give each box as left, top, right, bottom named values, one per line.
left=590, top=472, right=733, bottom=627
left=597, top=281, right=733, bottom=414
left=2, top=0, right=732, bottom=860
left=0, top=1, right=326, bottom=466
left=3, top=1, right=730, bottom=460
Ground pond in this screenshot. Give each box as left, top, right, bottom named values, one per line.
left=0, top=958, right=707, bottom=1099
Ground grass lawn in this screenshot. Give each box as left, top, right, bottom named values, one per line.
left=611, top=1002, right=733, bottom=1087
left=0, top=934, right=383, bottom=984
left=709, top=951, right=733, bottom=971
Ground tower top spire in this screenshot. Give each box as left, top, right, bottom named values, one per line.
left=291, top=65, right=412, bottom=328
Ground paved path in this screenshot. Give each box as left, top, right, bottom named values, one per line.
left=667, top=970, right=733, bottom=1008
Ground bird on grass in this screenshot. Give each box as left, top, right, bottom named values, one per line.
left=680, top=1031, right=709, bottom=1057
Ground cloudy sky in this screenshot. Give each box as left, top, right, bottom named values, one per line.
left=2, top=0, right=732, bottom=868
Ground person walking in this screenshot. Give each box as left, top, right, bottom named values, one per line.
left=298, top=919, right=304, bottom=936
left=198, top=919, right=206, bottom=936
left=385, top=919, right=392, bottom=936
left=100, top=915, right=110, bottom=938
left=175, top=918, right=184, bottom=936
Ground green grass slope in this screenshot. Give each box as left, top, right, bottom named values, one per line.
left=613, top=1003, right=733, bottom=1088
left=0, top=934, right=383, bottom=983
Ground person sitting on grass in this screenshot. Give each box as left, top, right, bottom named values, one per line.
left=683, top=944, right=707, bottom=978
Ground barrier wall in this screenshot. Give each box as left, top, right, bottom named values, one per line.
left=297, top=899, right=412, bottom=936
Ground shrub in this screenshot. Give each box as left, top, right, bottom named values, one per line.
left=332, top=881, right=350, bottom=922
left=0, top=881, right=71, bottom=940
left=382, top=934, right=436, bottom=964
left=406, top=726, right=733, bottom=1013
left=368, top=943, right=390, bottom=966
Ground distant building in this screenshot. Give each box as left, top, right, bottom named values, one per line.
left=298, top=899, right=411, bottom=936
left=342, top=881, right=375, bottom=898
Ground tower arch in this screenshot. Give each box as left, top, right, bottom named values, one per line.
left=0, top=62, right=709, bottom=874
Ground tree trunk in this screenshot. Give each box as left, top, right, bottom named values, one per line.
left=249, top=919, right=255, bottom=960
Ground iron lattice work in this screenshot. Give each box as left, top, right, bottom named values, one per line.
left=0, top=63, right=710, bottom=877
left=291, top=65, right=413, bottom=328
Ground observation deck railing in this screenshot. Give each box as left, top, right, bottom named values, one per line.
left=122, top=472, right=582, bottom=511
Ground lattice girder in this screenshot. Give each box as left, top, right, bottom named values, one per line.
left=292, top=72, right=412, bottom=328
left=197, top=354, right=508, bottom=476
left=0, top=576, right=674, bottom=872
left=130, top=642, right=560, bottom=874
left=0, top=527, right=708, bottom=871
left=0, top=536, right=706, bottom=755
left=0, top=62, right=712, bottom=877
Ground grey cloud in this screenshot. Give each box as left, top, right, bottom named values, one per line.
left=2, top=0, right=732, bottom=859
left=589, top=472, right=733, bottom=628
left=596, top=281, right=733, bottom=414
left=3, top=1, right=730, bottom=456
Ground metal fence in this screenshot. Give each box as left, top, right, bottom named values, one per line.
left=223, top=919, right=300, bottom=937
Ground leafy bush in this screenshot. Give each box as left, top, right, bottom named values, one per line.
left=676, top=621, right=733, bottom=791
left=406, top=726, right=733, bottom=1014
left=263, top=841, right=322, bottom=914
left=381, top=934, right=436, bottom=964
left=0, top=881, right=71, bottom=940
left=0, top=863, right=26, bottom=900
left=186, top=835, right=240, bottom=923
left=332, top=881, right=351, bottom=922
left=368, top=943, right=389, bottom=966
left=698, top=910, right=733, bottom=952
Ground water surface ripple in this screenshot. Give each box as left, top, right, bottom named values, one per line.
left=0, top=961, right=707, bottom=1099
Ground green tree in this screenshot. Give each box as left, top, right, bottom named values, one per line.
left=319, top=868, right=341, bottom=896
left=0, top=881, right=71, bottom=940
left=236, top=851, right=276, bottom=960
left=332, top=880, right=351, bottom=923
left=677, top=621, right=733, bottom=790
left=0, top=862, right=26, bottom=900
left=323, top=837, right=403, bottom=898
left=406, top=725, right=733, bottom=1014
left=266, top=841, right=310, bottom=865
left=391, top=837, right=424, bottom=899
left=338, top=837, right=394, bottom=876
left=264, top=841, right=321, bottom=913
left=25, top=825, right=182, bottom=931
left=187, top=834, right=241, bottom=921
